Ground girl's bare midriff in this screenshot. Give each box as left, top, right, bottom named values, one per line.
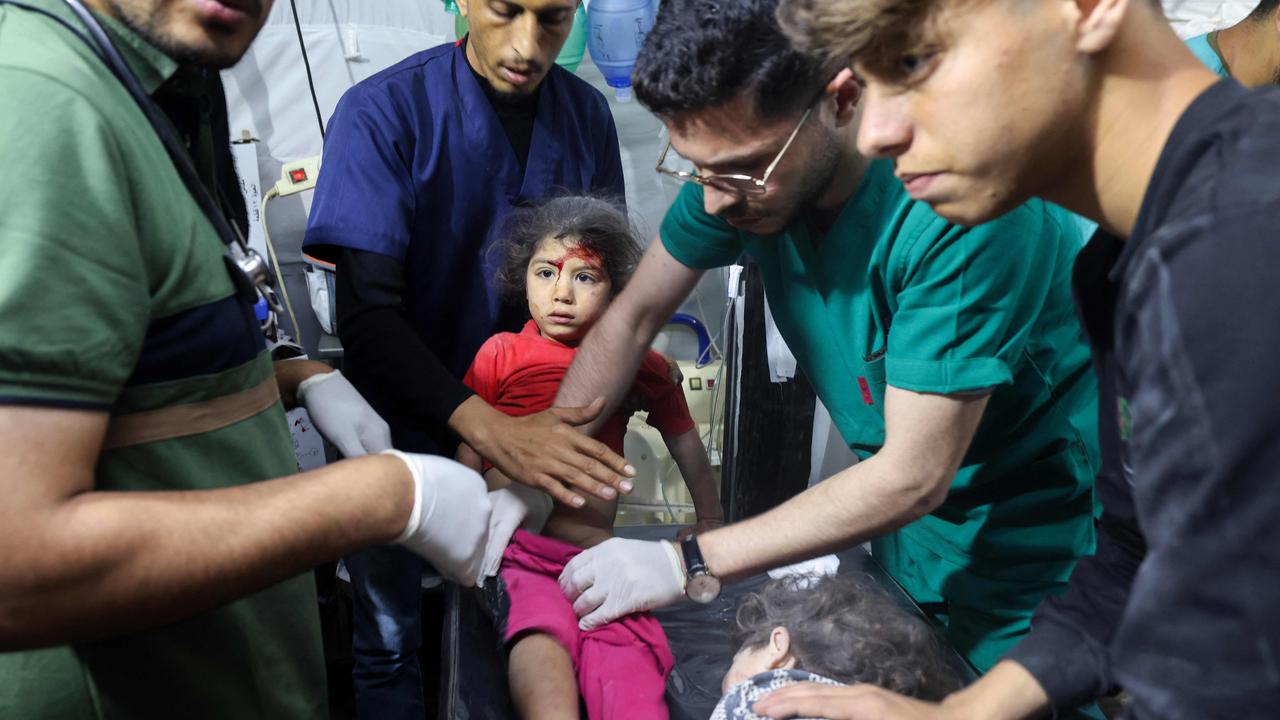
left=541, top=493, right=619, bottom=549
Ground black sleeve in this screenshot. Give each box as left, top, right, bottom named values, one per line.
left=335, top=247, right=475, bottom=432
left=1009, top=203, right=1280, bottom=715
left=1004, top=509, right=1142, bottom=712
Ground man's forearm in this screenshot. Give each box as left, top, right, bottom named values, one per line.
left=554, top=299, right=654, bottom=437
left=697, top=452, right=945, bottom=582
left=0, top=455, right=410, bottom=650
left=697, top=387, right=983, bottom=581
left=448, top=395, right=511, bottom=455
left=273, top=358, right=334, bottom=409
left=556, top=239, right=703, bottom=436
left=336, top=248, right=475, bottom=433
left=941, top=661, right=1051, bottom=720
left=455, top=441, right=485, bottom=474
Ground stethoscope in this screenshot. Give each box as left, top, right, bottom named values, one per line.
left=1, top=0, right=284, bottom=339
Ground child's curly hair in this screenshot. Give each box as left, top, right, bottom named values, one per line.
left=732, top=573, right=962, bottom=700
left=494, top=195, right=643, bottom=305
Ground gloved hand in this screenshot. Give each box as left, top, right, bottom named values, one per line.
left=478, top=482, right=554, bottom=583
left=558, top=537, right=686, bottom=630
left=383, top=449, right=491, bottom=584
left=297, top=370, right=392, bottom=457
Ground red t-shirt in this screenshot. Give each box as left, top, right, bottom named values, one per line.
left=463, top=320, right=696, bottom=455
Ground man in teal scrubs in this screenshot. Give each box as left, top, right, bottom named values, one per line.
left=1186, top=1, right=1280, bottom=84
left=553, top=0, right=1098, bottom=674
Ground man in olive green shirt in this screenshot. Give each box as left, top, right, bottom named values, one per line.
left=0, top=1, right=631, bottom=717
left=555, top=0, right=1098, bottom=675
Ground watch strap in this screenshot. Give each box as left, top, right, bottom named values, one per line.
left=680, top=535, right=710, bottom=576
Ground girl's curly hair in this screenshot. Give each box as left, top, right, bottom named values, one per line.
left=732, top=573, right=963, bottom=700
left=493, top=195, right=643, bottom=305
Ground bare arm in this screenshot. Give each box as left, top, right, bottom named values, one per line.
left=555, top=238, right=705, bottom=436
left=456, top=442, right=484, bottom=474
left=753, top=659, right=1050, bottom=719
left=273, top=359, right=334, bottom=409
left=697, top=386, right=989, bottom=582
left=663, top=429, right=724, bottom=539
left=940, top=661, right=1051, bottom=719
left=338, top=248, right=631, bottom=506
left=456, top=442, right=519, bottom=494
left=457, top=441, right=517, bottom=490
left=447, top=395, right=635, bottom=507
left=0, top=405, right=413, bottom=650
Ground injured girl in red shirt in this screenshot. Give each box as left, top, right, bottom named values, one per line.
left=458, top=196, right=723, bottom=720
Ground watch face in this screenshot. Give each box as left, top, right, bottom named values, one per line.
left=686, top=573, right=721, bottom=604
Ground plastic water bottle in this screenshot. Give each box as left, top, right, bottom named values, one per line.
left=586, top=0, right=655, bottom=101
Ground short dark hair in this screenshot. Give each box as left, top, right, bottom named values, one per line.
left=632, top=0, right=830, bottom=122
left=778, top=0, right=1179, bottom=76
left=732, top=574, right=962, bottom=700
left=777, top=0, right=938, bottom=79
left=1249, top=0, right=1280, bottom=22
left=494, top=195, right=642, bottom=304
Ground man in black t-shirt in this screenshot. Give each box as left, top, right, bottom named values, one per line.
left=754, top=1, right=1280, bottom=718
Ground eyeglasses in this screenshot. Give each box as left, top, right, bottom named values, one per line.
left=655, top=105, right=814, bottom=196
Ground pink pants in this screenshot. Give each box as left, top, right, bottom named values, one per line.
left=499, top=530, right=674, bottom=720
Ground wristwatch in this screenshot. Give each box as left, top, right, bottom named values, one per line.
left=679, top=535, right=721, bottom=603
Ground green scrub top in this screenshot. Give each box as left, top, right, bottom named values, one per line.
left=0, top=2, right=326, bottom=717
left=661, top=157, right=1098, bottom=581
left=1187, top=32, right=1231, bottom=78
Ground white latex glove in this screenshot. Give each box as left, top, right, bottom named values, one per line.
left=383, top=450, right=491, bottom=584
left=479, top=483, right=554, bottom=584
left=297, top=370, right=392, bottom=458
left=558, top=537, right=686, bottom=630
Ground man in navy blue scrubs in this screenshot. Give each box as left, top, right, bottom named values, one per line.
left=303, top=0, right=626, bottom=714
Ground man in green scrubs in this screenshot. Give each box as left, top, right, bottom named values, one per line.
left=554, top=0, right=1098, bottom=674
left=1186, top=1, right=1280, bottom=85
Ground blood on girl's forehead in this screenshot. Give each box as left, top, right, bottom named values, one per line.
left=546, top=245, right=603, bottom=271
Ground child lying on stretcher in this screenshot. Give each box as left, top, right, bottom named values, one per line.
left=713, top=573, right=962, bottom=719
left=456, top=196, right=724, bottom=720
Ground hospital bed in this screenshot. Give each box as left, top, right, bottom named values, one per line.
left=437, top=524, right=975, bottom=719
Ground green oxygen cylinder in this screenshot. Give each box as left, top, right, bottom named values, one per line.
left=555, top=5, right=589, bottom=72
left=444, top=0, right=466, bottom=40
left=452, top=4, right=589, bottom=74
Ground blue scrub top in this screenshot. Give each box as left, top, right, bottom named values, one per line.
left=304, top=41, right=625, bottom=379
